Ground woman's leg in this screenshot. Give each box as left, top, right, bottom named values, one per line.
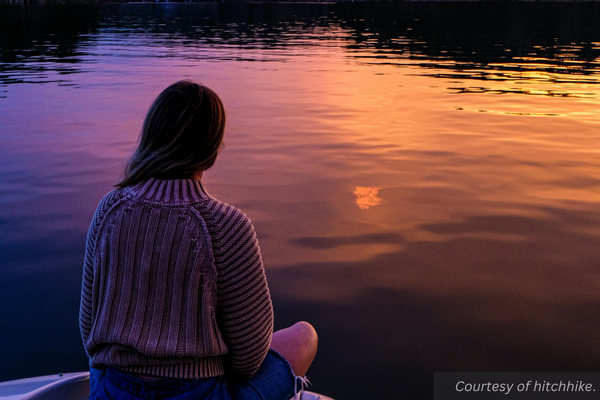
left=269, top=321, right=318, bottom=377
left=226, top=323, right=317, bottom=400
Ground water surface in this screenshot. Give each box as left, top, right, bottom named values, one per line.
left=1, top=3, right=600, bottom=399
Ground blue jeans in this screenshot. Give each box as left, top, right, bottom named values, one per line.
left=89, top=349, right=299, bottom=400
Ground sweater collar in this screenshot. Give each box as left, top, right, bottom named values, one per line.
left=126, top=178, right=210, bottom=204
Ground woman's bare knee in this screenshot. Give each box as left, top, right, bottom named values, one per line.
left=270, top=321, right=318, bottom=376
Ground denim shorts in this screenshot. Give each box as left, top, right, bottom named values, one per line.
left=89, top=349, right=300, bottom=400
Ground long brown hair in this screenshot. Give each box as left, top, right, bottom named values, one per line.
left=116, top=81, right=226, bottom=188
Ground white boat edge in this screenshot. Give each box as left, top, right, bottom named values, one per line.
left=0, top=372, right=334, bottom=400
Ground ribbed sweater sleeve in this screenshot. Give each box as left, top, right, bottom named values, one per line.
left=198, top=201, right=274, bottom=379
left=79, top=189, right=124, bottom=351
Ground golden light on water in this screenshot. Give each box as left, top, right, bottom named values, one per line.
left=354, top=187, right=381, bottom=209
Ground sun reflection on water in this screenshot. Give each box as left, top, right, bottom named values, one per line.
left=353, top=187, right=381, bottom=209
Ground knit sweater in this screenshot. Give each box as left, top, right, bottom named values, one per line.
left=79, top=178, right=273, bottom=379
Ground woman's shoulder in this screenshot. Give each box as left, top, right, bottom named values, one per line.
left=95, top=187, right=128, bottom=210
left=196, top=196, right=249, bottom=222
left=194, top=196, right=255, bottom=235
left=89, top=187, right=128, bottom=223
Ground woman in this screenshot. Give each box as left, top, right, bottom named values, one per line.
left=80, top=81, right=318, bottom=400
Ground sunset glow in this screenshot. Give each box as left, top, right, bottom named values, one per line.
left=2, top=3, right=600, bottom=399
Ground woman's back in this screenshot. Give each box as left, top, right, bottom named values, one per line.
left=80, top=178, right=272, bottom=379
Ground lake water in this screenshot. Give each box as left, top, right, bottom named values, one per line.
left=1, top=2, right=600, bottom=399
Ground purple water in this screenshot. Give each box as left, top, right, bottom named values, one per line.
left=1, top=3, right=600, bottom=398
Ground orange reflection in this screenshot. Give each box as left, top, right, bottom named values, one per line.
left=354, top=187, right=381, bottom=209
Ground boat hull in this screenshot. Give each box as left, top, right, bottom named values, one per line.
left=0, top=372, right=332, bottom=400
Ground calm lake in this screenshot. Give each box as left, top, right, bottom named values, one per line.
left=1, top=2, right=600, bottom=399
